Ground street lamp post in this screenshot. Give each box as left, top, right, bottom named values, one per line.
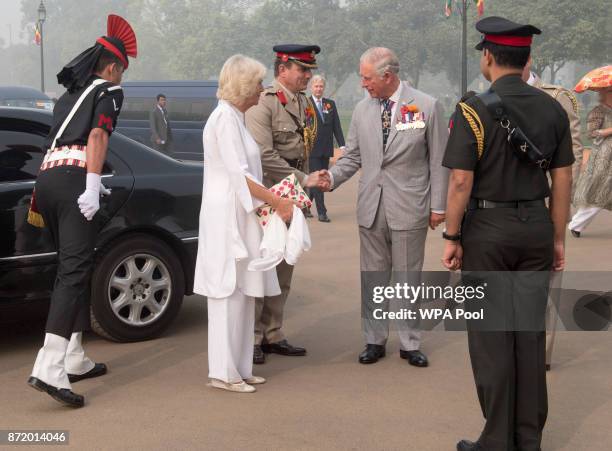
left=38, top=0, right=46, bottom=93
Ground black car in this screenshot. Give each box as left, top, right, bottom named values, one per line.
left=0, top=107, right=203, bottom=342
left=0, top=86, right=54, bottom=111
left=117, top=80, right=218, bottom=161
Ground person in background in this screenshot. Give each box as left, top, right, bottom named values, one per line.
left=150, top=93, right=173, bottom=155
left=307, top=74, right=345, bottom=222
left=569, top=87, right=612, bottom=236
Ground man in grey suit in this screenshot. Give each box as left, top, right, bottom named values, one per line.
left=149, top=93, right=172, bottom=155
left=320, top=47, right=449, bottom=367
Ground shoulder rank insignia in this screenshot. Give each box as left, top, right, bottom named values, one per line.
left=458, top=102, right=485, bottom=160
left=276, top=90, right=288, bottom=106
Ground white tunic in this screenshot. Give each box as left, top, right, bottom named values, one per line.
left=194, top=100, right=280, bottom=299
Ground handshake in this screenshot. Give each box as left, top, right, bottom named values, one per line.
left=304, top=170, right=332, bottom=192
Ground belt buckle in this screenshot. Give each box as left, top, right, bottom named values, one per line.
left=480, top=199, right=488, bottom=208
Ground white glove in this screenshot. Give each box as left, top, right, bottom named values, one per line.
left=100, top=183, right=111, bottom=196
left=77, top=173, right=101, bottom=221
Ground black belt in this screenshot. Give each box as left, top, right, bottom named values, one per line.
left=284, top=158, right=304, bottom=170
left=468, top=198, right=546, bottom=210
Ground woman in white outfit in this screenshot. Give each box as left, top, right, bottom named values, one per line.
left=194, top=55, right=296, bottom=393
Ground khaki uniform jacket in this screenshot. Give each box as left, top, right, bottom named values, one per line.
left=246, top=80, right=309, bottom=188
left=532, top=75, right=583, bottom=167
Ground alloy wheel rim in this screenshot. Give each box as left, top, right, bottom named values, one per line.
left=107, top=253, right=172, bottom=327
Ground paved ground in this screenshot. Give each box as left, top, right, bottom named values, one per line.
left=1, top=176, right=611, bottom=450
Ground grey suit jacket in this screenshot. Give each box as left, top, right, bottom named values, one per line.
left=150, top=107, right=171, bottom=144
left=329, top=82, right=449, bottom=230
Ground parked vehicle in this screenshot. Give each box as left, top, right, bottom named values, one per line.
left=116, top=80, right=218, bottom=161
left=0, top=86, right=54, bottom=111
left=0, top=106, right=203, bottom=342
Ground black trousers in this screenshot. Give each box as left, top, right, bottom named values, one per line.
left=35, top=167, right=98, bottom=339
left=308, top=155, right=330, bottom=216
left=461, top=206, right=553, bottom=451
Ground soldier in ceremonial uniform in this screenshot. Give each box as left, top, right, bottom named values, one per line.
left=245, top=44, right=323, bottom=364
left=441, top=17, right=573, bottom=451
left=27, top=15, right=137, bottom=408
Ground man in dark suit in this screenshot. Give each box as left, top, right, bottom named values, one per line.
left=149, top=93, right=172, bottom=155
left=308, top=75, right=345, bottom=222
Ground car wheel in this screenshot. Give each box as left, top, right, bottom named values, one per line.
left=90, top=234, right=185, bottom=342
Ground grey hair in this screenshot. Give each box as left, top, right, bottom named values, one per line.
left=360, top=47, right=400, bottom=77
left=311, top=74, right=326, bottom=85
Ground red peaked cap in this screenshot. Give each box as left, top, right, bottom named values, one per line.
left=96, top=14, right=137, bottom=69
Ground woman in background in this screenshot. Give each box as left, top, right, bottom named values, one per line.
left=569, top=87, right=612, bottom=236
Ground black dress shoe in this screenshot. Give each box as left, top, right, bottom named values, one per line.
left=456, top=439, right=482, bottom=451
left=27, top=377, right=84, bottom=408
left=303, top=209, right=314, bottom=218
left=253, top=345, right=266, bottom=364
left=570, top=229, right=581, bottom=238
left=318, top=214, right=331, bottom=223
left=68, top=363, right=107, bottom=383
left=261, top=339, right=306, bottom=356
left=358, top=344, right=385, bottom=364
left=399, top=349, right=429, bottom=367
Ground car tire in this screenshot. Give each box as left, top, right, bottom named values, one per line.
left=90, top=234, right=185, bottom=342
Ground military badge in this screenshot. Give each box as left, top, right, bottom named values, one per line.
left=396, top=104, right=425, bottom=130
left=276, top=90, right=288, bottom=106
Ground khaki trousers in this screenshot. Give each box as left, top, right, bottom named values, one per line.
left=254, top=260, right=294, bottom=345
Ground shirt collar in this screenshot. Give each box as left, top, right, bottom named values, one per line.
left=382, top=82, right=402, bottom=105
left=276, top=80, right=298, bottom=103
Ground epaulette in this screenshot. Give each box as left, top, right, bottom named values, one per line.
left=458, top=100, right=485, bottom=160
left=541, top=83, right=579, bottom=114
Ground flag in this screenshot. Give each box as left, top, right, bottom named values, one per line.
left=444, top=0, right=452, bottom=17
left=475, top=0, right=484, bottom=17
left=34, top=22, right=41, bottom=45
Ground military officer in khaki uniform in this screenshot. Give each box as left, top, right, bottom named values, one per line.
left=522, top=59, right=584, bottom=371
left=246, top=44, right=322, bottom=364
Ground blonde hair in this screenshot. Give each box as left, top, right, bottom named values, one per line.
left=217, top=54, right=267, bottom=103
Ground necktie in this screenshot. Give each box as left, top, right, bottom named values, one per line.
left=381, top=99, right=393, bottom=148
left=316, top=98, right=323, bottom=115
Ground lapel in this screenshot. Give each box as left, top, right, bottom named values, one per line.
left=367, top=97, right=384, bottom=153
left=384, top=82, right=414, bottom=152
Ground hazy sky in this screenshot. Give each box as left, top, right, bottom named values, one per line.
left=0, top=0, right=26, bottom=46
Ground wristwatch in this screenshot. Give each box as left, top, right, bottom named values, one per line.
left=442, top=229, right=461, bottom=241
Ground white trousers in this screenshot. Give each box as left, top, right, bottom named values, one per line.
left=569, top=206, right=602, bottom=232
left=31, top=332, right=95, bottom=389
left=207, top=289, right=255, bottom=383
